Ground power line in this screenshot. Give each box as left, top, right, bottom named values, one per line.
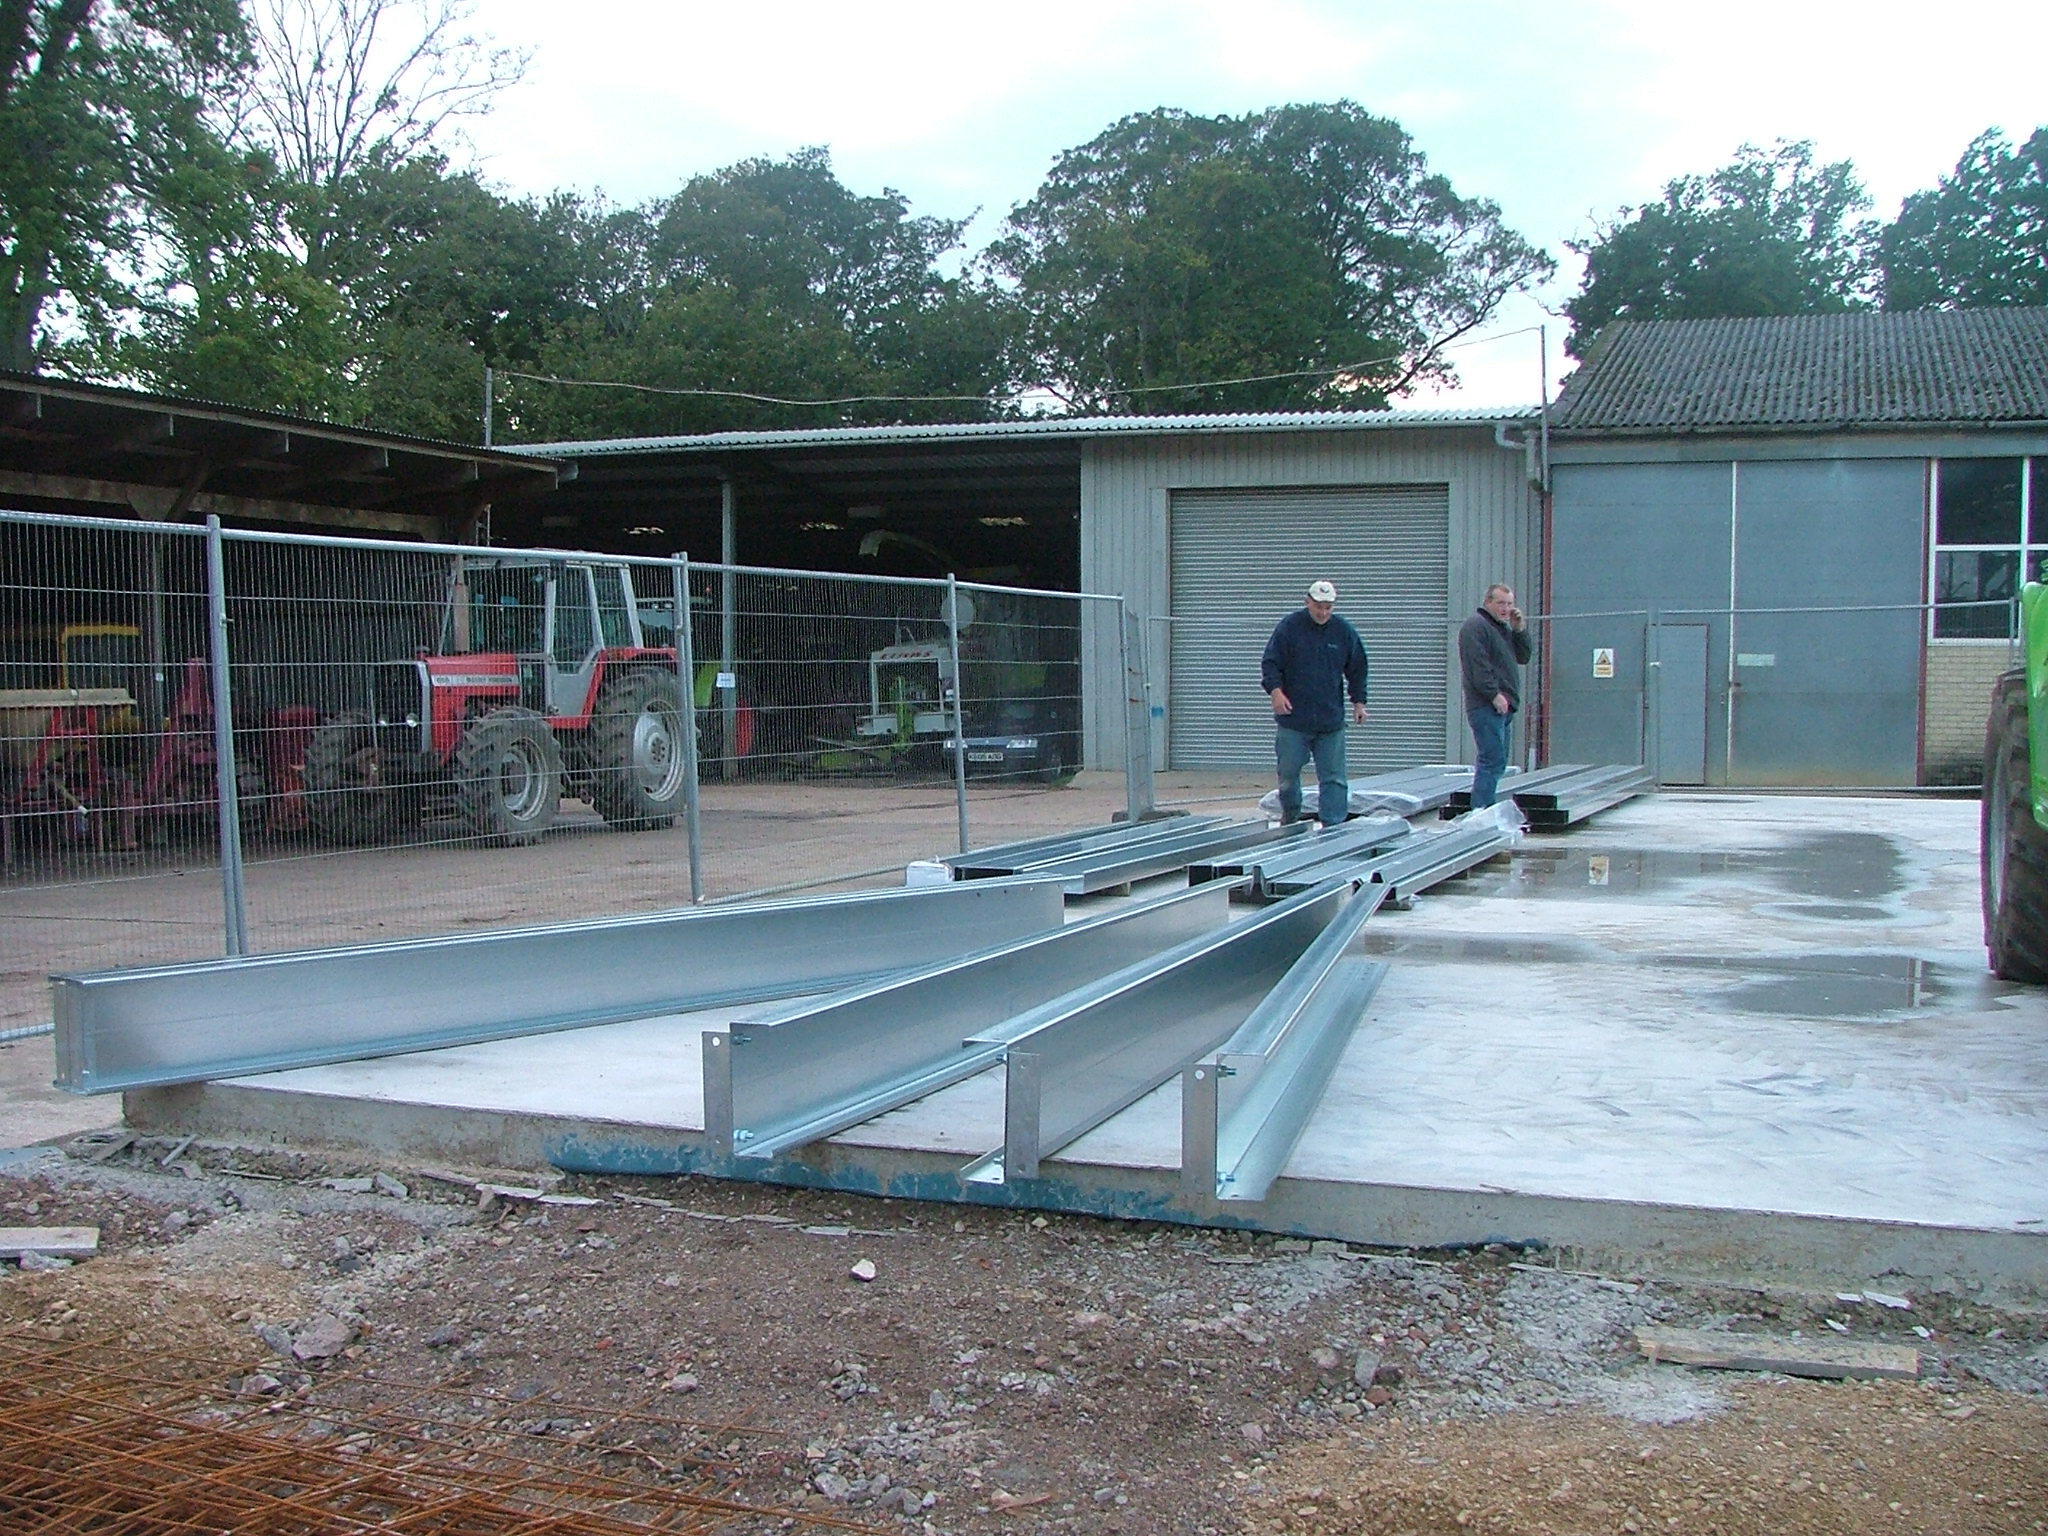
left=491, top=325, right=1543, bottom=413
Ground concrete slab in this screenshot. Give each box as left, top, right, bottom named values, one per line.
left=122, top=792, right=2048, bottom=1302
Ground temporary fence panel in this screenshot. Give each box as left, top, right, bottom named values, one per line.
left=3, top=508, right=1125, bottom=1023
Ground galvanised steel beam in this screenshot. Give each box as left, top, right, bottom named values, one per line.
left=1229, top=815, right=1411, bottom=893
left=52, top=879, right=1068, bottom=1095
left=960, top=880, right=1356, bottom=1186
left=1340, top=823, right=1514, bottom=901
left=1523, top=766, right=1656, bottom=829
left=1183, top=883, right=1389, bottom=1204
left=1002, top=817, right=1298, bottom=895
left=1443, top=763, right=1594, bottom=815
left=1346, top=765, right=1478, bottom=817
left=706, top=880, right=1236, bottom=1160
left=942, top=814, right=1232, bottom=878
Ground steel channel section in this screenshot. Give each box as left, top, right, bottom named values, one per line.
left=1353, top=826, right=1511, bottom=900
left=1509, top=764, right=1649, bottom=809
left=1526, top=772, right=1654, bottom=829
left=945, top=815, right=1232, bottom=878
left=961, top=880, right=1355, bottom=1185
left=708, top=881, right=1236, bottom=1160
left=1240, top=816, right=1411, bottom=886
left=1184, top=898, right=1390, bottom=1203
left=1179, top=880, right=1390, bottom=1201
left=1007, top=818, right=1295, bottom=896
left=1186, top=820, right=1316, bottom=884
left=1445, top=762, right=1594, bottom=813
left=51, top=879, right=1068, bottom=1094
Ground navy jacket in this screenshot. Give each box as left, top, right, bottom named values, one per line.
left=1260, top=608, right=1368, bottom=736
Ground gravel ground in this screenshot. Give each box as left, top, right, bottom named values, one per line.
left=5, top=1136, right=2044, bottom=1535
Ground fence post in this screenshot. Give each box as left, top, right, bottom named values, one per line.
left=672, top=553, right=703, bottom=903
left=1644, top=605, right=1660, bottom=783
left=1120, top=602, right=1156, bottom=822
left=946, top=574, right=970, bottom=853
left=203, top=516, right=248, bottom=956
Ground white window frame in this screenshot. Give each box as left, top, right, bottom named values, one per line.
left=1928, top=456, right=2038, bottom=644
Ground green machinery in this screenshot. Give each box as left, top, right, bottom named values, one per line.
left=1981, top=579, right=2048, bottom=979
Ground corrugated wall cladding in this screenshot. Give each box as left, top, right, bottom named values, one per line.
left=1080, top=426, right=1540, bottom=769
left=1553, top=310, right=2048, bottom=432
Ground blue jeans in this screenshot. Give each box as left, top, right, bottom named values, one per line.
left=1275, top=724, right=1349, bottom=827
left=1467, top=703, right=1512, bottom=809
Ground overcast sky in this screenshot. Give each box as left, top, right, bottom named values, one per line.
left=465, top=0, right=2048, bottom=409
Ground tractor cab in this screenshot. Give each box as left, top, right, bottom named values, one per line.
left=450, top=559, right=646, bottom=721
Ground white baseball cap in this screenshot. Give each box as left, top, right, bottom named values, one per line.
left=1306, top=579, right=1337, bottom=603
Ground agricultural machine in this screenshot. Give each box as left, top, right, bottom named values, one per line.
left=302, top=556, right=698, bottom=846
left=1982, top=577, right=2048, bottom=978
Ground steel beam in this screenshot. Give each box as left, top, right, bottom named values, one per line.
left=1000, top=817, right=1298, bottom=895
left=52, top=879, right=1067, bottom=1094
left=960, top=880, right=1356, bottom=1185
left=944, top=815, right=1234, bottom=879
left=1343, top=823, right=1514, bottom=901
left=1183, top=883, right=1388, bottom=1203
left=707, top=880, right=1236, bottom=1160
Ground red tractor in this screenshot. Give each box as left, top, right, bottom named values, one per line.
left=302, top=556, right=689, bottom=846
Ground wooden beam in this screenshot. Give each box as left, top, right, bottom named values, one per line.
left=1635, top=1325, right=1920, bottom=1381
left=0, top=469, right=438, bottom=536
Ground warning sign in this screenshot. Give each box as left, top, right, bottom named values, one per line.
left=1592, top=647, right=1615, bottom=679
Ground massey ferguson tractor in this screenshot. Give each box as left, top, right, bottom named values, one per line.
left=1982, top=577, right=2048, bottom=979
left=302, top=556, right=689, bottom=846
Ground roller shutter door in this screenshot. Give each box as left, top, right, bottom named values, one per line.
left=1167, top=485, right=1448, bottom=771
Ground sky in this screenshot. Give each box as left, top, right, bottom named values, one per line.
left=462, top=0, right=2048, bottom=410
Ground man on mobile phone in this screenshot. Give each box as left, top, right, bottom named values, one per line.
left=1458, top=583, right=1533, bottom=810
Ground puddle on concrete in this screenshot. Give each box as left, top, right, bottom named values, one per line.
left=1765, top=832, right=1903, bottom=903
left=1357, top=931, right=1606, bottom=965
left=1486, top=847, right=1759, bottom=896
left=1658, top=951, right=2018, bottom=1019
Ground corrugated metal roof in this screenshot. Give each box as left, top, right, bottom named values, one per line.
left=1550, top=310, right=2048, bottom=433
left=509, top=405, right=1535, bottom=458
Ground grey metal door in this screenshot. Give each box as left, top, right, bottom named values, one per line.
left=1167, top=485, right=1449, bottom=771
left=1654, top=623, right=1709, bottom=784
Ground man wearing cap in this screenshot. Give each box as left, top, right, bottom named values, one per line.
left=1261, top=579, right=1369, bottom=828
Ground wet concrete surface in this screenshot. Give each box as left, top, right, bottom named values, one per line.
left=113, top=789, right=2048, bottom=1299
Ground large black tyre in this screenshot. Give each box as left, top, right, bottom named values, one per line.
left=455, top=707, right=563, bottom=847
left=1982, top=668, right=2048, bottom=981
left=587, top=670, right=689, bottom=830
left=303, top=711, right=406, bottom=845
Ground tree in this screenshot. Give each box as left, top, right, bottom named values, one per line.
left=0, top=0, right=250, bottom=372
left=236, top=0, right=527, bottom=269
left=494, top=148, right=1012, bottom=439
left=1564, top=141, right=1878, bottom=358
left=1882, top=127, right=2048, bottom=310
left=986, top=102, right=1552, bottom=413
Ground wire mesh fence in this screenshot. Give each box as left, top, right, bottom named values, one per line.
left=0, top=509, right=1126, bottom=1003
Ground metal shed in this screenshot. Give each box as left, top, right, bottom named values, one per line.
left=1546, top=310, right=2048, bottom=788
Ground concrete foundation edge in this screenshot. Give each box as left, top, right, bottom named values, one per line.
left=124, top=1082, right=2048, bottom=1308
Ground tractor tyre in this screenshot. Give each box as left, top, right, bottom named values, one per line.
left=455, top=707, right=563, bottom=847
left=303, top=711, right=406, bottom=845
left=588, top=670, right=689, bottom=830
left=1981, top=668, right=2048, bottom=981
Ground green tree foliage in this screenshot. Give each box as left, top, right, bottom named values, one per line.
left=1881, top=127, right=2048, bottom=310
left=986, top=102, right=1552, bottom=413
left=0, top=0, right=250, bottom=372
left=497, top=148, right=1012, bottom=440
left=1564, top=141, right=1878, bottom=358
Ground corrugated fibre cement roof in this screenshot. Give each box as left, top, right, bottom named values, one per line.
left=1552, top=308, right=2048, bottom=433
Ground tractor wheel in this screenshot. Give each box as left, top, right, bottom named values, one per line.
left=303, top=711, right=405, bottom=845
left=1981, top=668, right=2048, bottom=981
left=588, top=670, right=689, bottom=830
left=455, top=707, right=563, bottom=847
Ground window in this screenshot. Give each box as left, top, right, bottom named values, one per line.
left=1932, top=457, right=2046, bottom=639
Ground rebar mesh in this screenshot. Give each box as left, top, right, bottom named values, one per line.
left=0, top=1331, right=869, bottom=1534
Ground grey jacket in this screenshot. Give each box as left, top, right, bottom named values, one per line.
left=1458, top=608, right=1534, bottom=711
